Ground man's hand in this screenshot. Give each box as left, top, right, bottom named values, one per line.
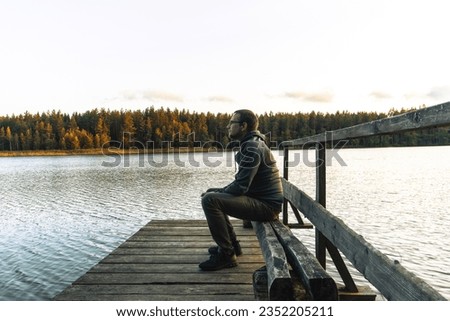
left=201, top=188, right=223, bottom=197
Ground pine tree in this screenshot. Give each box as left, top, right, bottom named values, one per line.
left=95, top=116, right=110, bottom=148
left=121, top=111, right=136, bottom=149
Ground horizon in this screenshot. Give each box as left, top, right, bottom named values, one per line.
left=1, top=1, right=449, bottom=117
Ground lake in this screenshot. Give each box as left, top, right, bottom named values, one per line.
left=0, top=146, right=449, bottom=300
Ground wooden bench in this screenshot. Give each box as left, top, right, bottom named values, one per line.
left=251, top=220, right=338, bottom=300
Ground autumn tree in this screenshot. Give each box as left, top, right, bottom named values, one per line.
left=121, top=111, right=136, bottom=149
left=94, top=116, right=110, bottom=148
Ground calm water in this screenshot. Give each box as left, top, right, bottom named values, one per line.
left=0, top=146, right=449, bottom=300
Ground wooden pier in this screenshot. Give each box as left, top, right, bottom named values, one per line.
left=55, top=102, right=449, bottom=301
left=54, top=219, right=265, bottom=301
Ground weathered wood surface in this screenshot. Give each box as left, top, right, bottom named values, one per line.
left=54, top=219, right=264, bottom=301
left=281, top=101, right=450, bottom=147
left=282, top=178, right=447, bottom=301
left=270, top=220, right=338, bottom=300
left=251, top=221, right=292, bottom=300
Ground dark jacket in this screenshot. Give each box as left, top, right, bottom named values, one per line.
left=223, top=130, right=283, bottom=212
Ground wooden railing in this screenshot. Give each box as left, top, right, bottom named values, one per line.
left=279, top=101, right=450, bottom=300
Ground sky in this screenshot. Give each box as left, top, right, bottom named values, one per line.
left=1, top=0, right=449, bottom=117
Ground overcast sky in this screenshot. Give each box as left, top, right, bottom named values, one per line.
left=1, top=0, right=449, bottom=116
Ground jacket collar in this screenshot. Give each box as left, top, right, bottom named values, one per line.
left=240, top=130, right=265, bottom=143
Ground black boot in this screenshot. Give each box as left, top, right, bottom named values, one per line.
left=199, top=249, right=238, bottom=271
left=243, top=220, right=252, bottom=228
left=208, top=240, right=242, bottom=256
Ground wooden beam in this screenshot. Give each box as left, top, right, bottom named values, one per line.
left=282, top=179, right=447, bottom=301
left=281, top=102, right=450, bottom=147
left=315, top=143, right=327, bottom=268
left=251, top=221, right=293, bottom=300
left=325, top=240, right=358, bottom=292
left=270, top=220, right=338, bottom=300
left=282, top=147, right=289, bottom=225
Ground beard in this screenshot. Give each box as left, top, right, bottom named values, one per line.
left=228, top=131, right=243, bottom=140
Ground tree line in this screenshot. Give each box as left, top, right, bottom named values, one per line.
left=0, top=106, right=449, bottom=151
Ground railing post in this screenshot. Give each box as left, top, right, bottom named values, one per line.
left=282, top=146, right=289, bottom=225
left=315, top=141, right=327, bottom=268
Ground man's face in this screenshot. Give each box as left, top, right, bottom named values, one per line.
left=227, top=113, right=245, bottom=140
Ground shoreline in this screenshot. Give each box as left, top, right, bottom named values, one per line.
left=0, top=147, right=220, bottom=157
left=1, top=144, right=447, bottom=158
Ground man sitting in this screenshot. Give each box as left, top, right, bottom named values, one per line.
left=199, top=109, right=283, bottom=271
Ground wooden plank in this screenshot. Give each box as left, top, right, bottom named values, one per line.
left=110, top=247, right=263, bottom=256
left=74, top=273, right=254, bottom=285
left=251, top=221, right=293, bottom=300
left=54, top=284, right=254, bottom=301
left=116, top=241, right=218, bottom=249
left=338, top=285, right=377, bottom=301
left=146, top=219, right=210, bottom=226
left=117, top=241, right=260, bottom=249
left=61, top=284, right=255, bottom=294
left=140, top=225, right=257, bottom=234
left=136, top=228, right=217, bottom=236
left=56, top=294, right=255, bottom=301
left=281, top=102, right=450, bottom=147
left=146, top=220, right=209, bottom=226
left=99, top=254, right=263, bottom=264
left=282, top=179, right=447, bottom=301
left=128, top=233, right=254, bottom=242
left=146, top=219, right=243, bottom=227
left=88, top=263, right=264, bottom=274
left=270, top=220, right=338, bottom=300
left=54, top=219, right=264, bottom=301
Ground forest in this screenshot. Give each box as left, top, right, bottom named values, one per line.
left=0, top=106, right=449, bottom=152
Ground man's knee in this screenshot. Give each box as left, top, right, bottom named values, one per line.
left=201, top=192, right=219, bottom=209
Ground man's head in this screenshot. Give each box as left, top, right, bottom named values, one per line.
left=227, top=109, right=259, bottom=140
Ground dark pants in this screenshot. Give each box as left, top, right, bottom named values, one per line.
left=201, top=192, right=279, bottom=254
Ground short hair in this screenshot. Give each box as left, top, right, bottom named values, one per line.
left=234, top=109, right=259, bottom=131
